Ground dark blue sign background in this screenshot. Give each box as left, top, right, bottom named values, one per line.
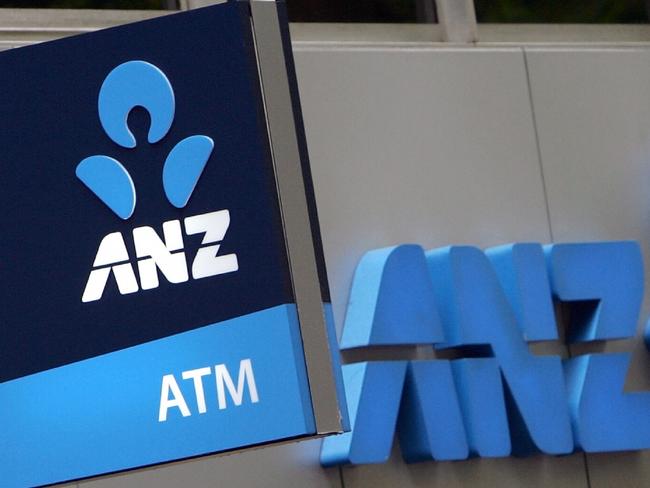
left=0, top=4, right=320, bottom=486
left=0, top=3, right=293, bottom=382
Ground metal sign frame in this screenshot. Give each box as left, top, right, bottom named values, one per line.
left=249, top=0, right=345, bottom=436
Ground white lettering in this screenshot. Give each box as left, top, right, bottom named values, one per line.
left=81, top=210, right=239, bottom=302
left=185, top=209, right=231, bottom=243
left=93, top=231, right=130, bottom=266
left=82, top=232, right=139, bottom=302
left=185, top=210, right=238, bottom=279
left=134, top=220, right=188, bottom=290
left=158, top=374, right=191, bottom=422
left=215, top=359, right=259, bottom=410
left=182, top=367, right=212, bottom=414
left=158, top=360, right=259, bottom=421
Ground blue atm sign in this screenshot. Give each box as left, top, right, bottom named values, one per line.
left=0, top=3, right=344, bottom=487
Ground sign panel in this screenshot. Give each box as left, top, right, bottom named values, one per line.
left=0, top=2, right=345, bottom=486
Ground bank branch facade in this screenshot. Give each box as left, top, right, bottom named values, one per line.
left=1, top=1, right=650, bottom=488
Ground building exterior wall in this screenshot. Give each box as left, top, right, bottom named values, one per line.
left=2, top=13, right=650, bottom=488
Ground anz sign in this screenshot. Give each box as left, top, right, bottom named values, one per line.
left=77, top=61, right=238, bottom=302
left=321, top=242, right=650, bottom=465
left=0, top=3, right=346, bottom=487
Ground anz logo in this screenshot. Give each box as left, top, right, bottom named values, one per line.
left=76, top=61, right=237, bottom=303
left=321, top=242, right=650, bottom=466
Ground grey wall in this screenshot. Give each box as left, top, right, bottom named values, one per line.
left=17, top=40, right=650, bottom=488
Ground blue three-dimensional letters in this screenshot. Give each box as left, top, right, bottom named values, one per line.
left=321, top=241, right=650, bottom=465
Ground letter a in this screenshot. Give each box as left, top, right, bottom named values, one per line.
left=159, top=374, right=191, bottom=422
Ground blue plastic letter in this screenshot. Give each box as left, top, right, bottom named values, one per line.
left=426, top=245, right=573, bottom=455
left=340, top=245, right=444, bottom=349
left=487, top=243, right=558, bottom=341
left=547, top=241, right=650, bottom=452
left=545, top=242, right=642, bottom=342
left=450, top=358, right=511, bottom=457
left=320, top=362, right=408, bottom=466
left=397, top=360, right=469, bottom=462
left=323, top=244, right=469, bottom=465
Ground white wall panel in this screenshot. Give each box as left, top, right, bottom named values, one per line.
left=526, top=47, right=650, bottom=488
left=294, top=45, right=585, bottom=488
left=293, top=46, right=552, bottom=335
left=80, top=440, right=340, bottom=488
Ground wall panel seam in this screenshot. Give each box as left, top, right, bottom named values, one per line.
left=522, top=47, right=555, bottom=244
left=522, top=46, right=592, bottom=488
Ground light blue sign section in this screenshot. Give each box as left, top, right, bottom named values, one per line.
left=0, top=304, right=314, bottom=488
